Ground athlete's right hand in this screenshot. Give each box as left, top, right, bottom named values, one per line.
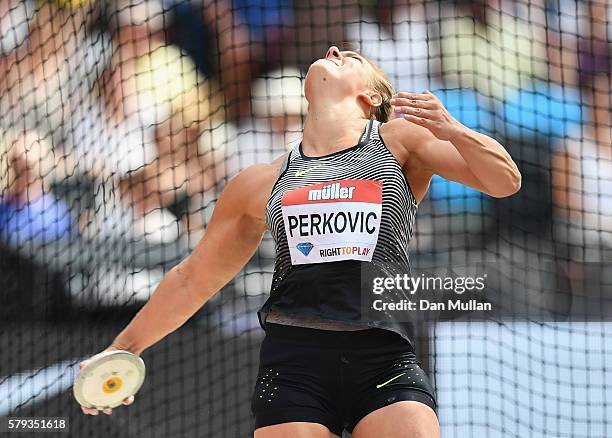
left=78, top=347, right=136, bottom=416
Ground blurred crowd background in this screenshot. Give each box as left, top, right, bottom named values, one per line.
left=0, top=0, right=610, bottom=436
left=0, top=0, right=609, bottom=316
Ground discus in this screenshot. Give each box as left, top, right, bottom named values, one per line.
left=74, top=350, right=146, bottom=409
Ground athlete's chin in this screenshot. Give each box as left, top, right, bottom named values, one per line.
left=307, top=60, right=338, bottom=79
left=310, top=58, right=333, bottom=68
left=305, top=64, right=347, bottom=103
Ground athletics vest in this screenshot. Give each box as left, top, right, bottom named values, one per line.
left=258, top=120, right=419, bottom=344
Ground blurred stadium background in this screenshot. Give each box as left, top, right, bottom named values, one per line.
left=0, top=0, right=610, bottom=437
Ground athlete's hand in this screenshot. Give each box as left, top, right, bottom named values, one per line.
left=391, top=91, right=462, bottom=141
left=78, top=347, right=136, bottom=416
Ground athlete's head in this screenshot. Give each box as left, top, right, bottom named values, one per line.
left=305, top=46, right=394, bottom=122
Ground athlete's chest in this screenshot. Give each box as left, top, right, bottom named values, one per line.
left=266, top=148, right=410, bottom=264
left=269, top=146, right=400, bottom=205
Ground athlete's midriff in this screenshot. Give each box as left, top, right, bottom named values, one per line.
left=266, top=309, right=370, bottom=331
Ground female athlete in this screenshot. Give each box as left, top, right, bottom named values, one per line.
left=79, top=46, right=521, bottom=438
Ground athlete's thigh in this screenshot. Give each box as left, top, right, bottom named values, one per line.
left=351, top=401, right=440, bottom=438
left=254, top=422, right=340, bottom=438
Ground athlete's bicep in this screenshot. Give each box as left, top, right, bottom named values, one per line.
left=415, top=137, right=489, bottom=192
left=183, top=164, right=275, bottom=296
left=382, top=119, right=488, bottom=194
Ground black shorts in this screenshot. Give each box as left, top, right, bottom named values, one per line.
left=251, top=322, right=437, bottom=436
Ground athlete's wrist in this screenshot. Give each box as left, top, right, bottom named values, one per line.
left=107, top=341, right=141, bottom=356
left=446, top=121, right=467, bottom=145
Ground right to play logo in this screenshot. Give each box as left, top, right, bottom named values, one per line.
left=296, top=242, right=314, bottom=256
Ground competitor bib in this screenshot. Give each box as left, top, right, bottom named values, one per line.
left=281, top=179, right=383, bottom=265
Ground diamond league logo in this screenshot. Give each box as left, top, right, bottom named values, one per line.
left=296, top=242, right=314, bottom=256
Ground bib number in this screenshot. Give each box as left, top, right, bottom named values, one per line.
left=281, top=179, right=383, bottom=265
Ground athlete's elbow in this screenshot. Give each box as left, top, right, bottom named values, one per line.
left=506, top=164, right=522, bottom=196
left=489, top=168, right=522, bottom=198
left=511, top=168, right=522, bottom=193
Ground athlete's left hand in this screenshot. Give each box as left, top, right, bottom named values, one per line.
left=390, top=91, right=462, bottom=141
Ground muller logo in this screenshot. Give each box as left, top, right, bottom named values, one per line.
left=307, top=182, right=356, bottom=201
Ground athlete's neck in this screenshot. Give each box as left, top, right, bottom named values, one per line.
left=302, top=101, right=369, bottom=157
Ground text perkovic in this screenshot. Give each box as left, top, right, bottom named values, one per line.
left=281, top=179, right=383, bottom=265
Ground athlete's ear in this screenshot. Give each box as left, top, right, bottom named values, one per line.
left=358, top=91, right=383, bottom=114
left=368, top=92, right=383, bottom=107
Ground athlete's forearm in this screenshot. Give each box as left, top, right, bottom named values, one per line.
left=109, top=259, right=209, bottom=355
left=109, top=217, right=265, bottom=355
left=449, top=125, right=521, bottom=197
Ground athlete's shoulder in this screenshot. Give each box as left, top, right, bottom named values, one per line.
left=379, top=118, right=432, bottom=150
left=379, top=118, right=438, bottom=167
left=219, top=154, right=288, bottom=218
left=236, top=154, right=286, bottom=183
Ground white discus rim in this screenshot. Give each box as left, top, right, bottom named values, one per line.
left=74, top=350, right=146, bottom=409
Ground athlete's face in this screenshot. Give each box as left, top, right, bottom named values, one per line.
left=305, top=46, right=378, bottom=107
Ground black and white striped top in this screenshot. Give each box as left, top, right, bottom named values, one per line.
left=257, top=120, right=419, bottom=344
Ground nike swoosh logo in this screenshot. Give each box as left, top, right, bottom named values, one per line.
left=376, top=372, right=407, bottom=389
left=295, top=165, right=322, bottom=177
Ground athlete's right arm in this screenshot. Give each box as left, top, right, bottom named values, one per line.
left=79, top=161, right=281, bottom=415
left=112, top=163, right=278, bottom=354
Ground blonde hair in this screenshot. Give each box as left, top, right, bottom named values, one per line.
left=364, top=56, right=394, bottom=123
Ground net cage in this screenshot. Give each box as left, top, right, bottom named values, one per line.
left=0, top=0, right=610, bottom=437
